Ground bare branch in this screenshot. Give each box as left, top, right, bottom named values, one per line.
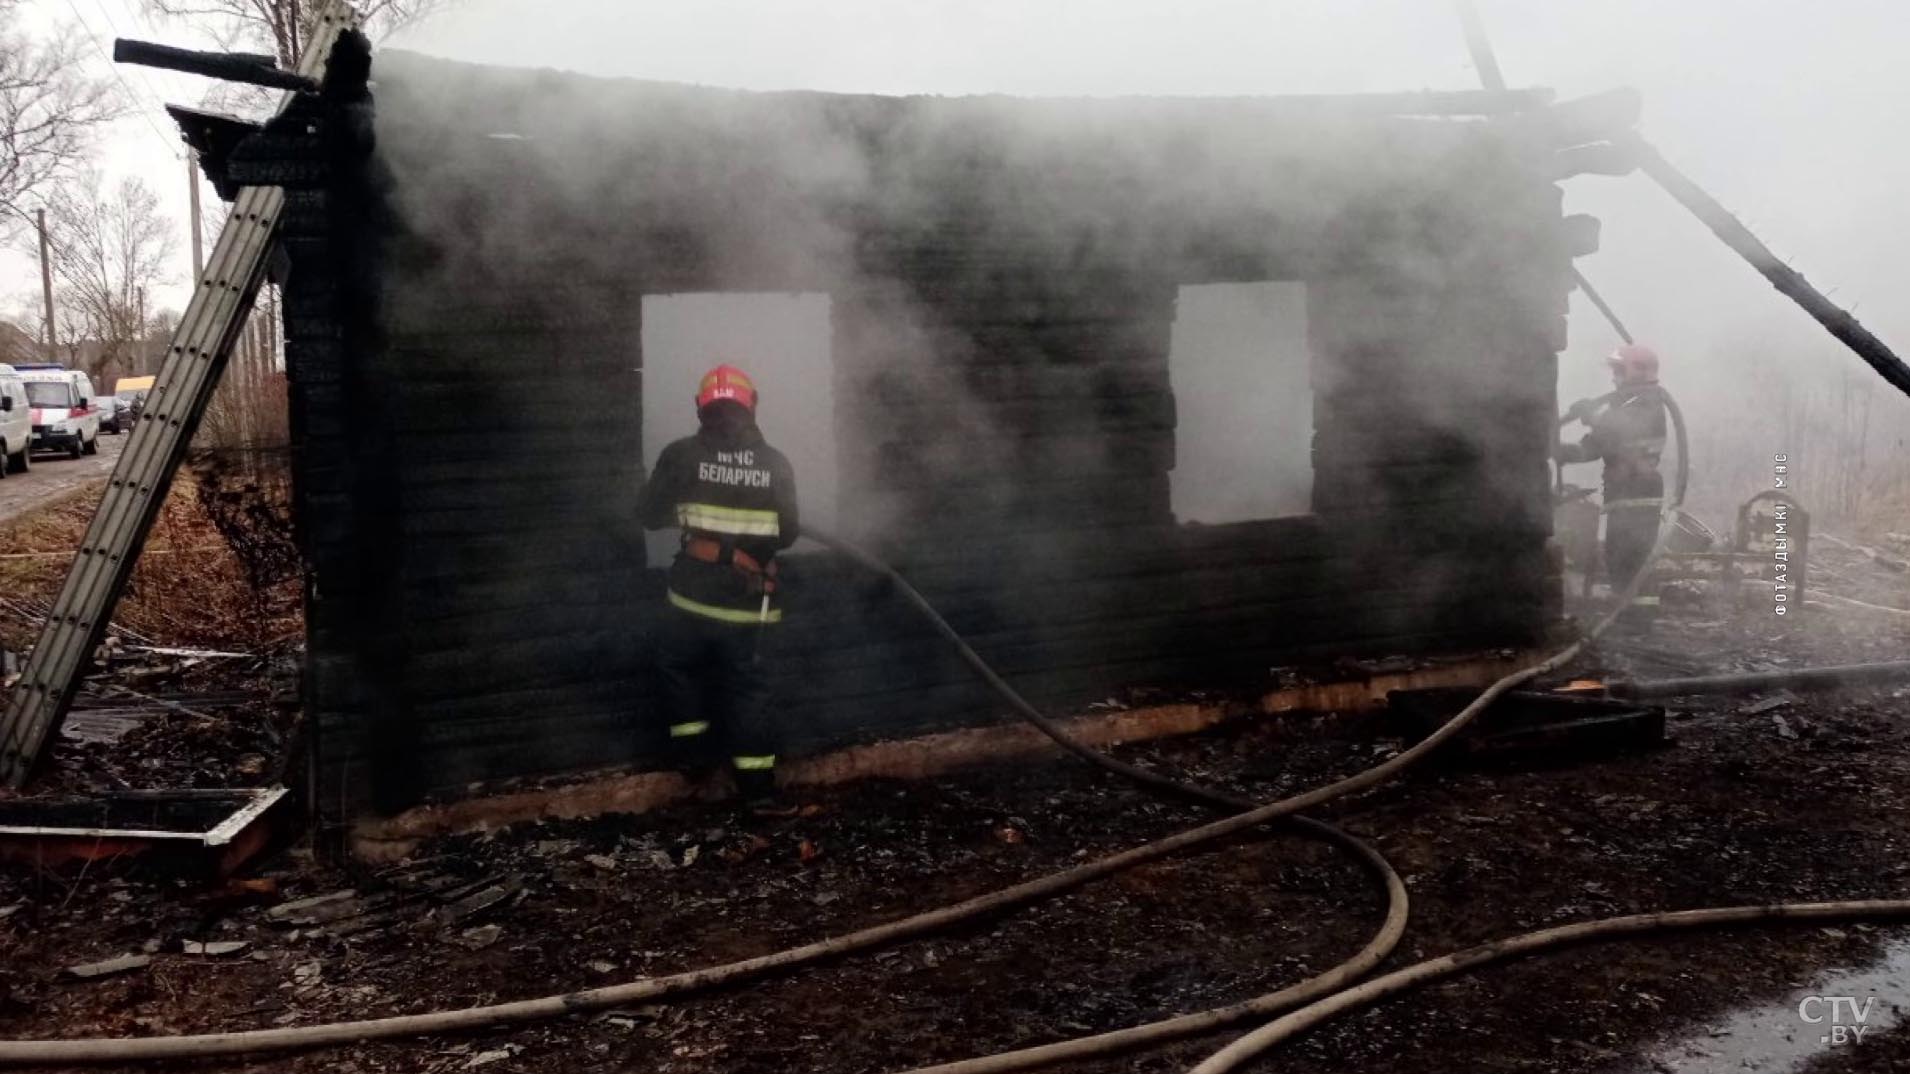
left=20, top=170, right=176, bottom=386
left=0, top=10, right=119, bottom=233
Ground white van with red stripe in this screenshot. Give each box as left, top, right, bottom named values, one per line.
left=0, top=364, right=30, bottom=476
left=21, top=368, right=100, bottom=459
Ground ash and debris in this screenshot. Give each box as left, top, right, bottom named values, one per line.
left=1, top=540, right=1909, bottom=1072
left=16, top=643, right=303, bottom=796
left=1, top=464, right=305, bottom=800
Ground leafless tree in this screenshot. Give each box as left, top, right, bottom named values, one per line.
left=0, top=313, right=36, bottom=364
left=142, top=0, right=447, bottom=68
left=27, top=171, right=176, bottom=386
left=0, top=2, right=118, bottom=239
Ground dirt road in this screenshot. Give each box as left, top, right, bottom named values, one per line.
left=0, top=432, right=123, bottom=528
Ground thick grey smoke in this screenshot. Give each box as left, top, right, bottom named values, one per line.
left=390, top=1, right=1910, bottom=535
left=1168, top=282, right=1312, bottom=525
left=366, top=41, right=1493, bottom=554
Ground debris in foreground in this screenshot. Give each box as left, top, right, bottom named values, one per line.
left=63, top=955, right=150, bottom=979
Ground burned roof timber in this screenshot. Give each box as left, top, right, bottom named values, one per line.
left=369, top=51, right=1609, bottom=297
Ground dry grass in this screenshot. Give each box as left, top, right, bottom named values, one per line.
left=0, top=472, right=302, bottom=653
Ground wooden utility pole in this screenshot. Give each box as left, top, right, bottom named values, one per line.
left=136, top=287, right=148, bottom=375
left=36, top=208, right=56, bottom=361
left=188, top=157, right=205, bottom=280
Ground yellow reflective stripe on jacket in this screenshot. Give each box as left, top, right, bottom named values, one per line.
left=1602, top=498, right=1664, bottom=512
left=669, top=589, right=783, bottom=625
left=669, top=721, right=710, bottom=738
left=678, top=502, right=781, bottom=537
left=732, top=754, right=777, bottom=771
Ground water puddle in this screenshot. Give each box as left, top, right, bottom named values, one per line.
left=1630, top=936, right=1910, bottom=1072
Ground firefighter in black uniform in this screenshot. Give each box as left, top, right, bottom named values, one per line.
left=638, top=364, right=799, bottom=802
left=1558, top=344, right=1669, bottom=630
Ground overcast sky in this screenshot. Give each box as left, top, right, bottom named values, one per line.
left=11, top=0, right=1909, bottom=409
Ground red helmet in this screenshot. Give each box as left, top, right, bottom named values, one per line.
left=695, top=364, right=757, bottom=414
left=1607, top=344, right=1660, bottom=385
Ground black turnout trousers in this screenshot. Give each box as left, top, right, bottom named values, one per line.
left=653, top=604, right=779, bottom=796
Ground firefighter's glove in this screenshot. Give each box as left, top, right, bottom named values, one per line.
left=1562, top=398, right=1601, bottom=425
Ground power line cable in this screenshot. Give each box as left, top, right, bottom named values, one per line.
left=86, top=0, right=181, bottom=122
left=58, top=0, right=181, bottom=157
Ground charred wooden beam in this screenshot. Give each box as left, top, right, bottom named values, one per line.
left=165, top=106, right=261, bottom=201
left=1550, top=142, right=1637, bottom=181
left=1622, top=132, right=1910, bottom=398
left=1529, top=88, right=1643, bottom=149
left=114, top=38, right=316, bottom=91
left=1561, top=214, right=1601, bottom=258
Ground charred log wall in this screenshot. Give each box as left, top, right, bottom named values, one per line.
left=293, top=51, right=1577, bottom=818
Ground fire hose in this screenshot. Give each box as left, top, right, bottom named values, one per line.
left=4, top=382, right=1904, bottom=1070
left=0, top=484, right=1676, bottom=1070
left=907, top=381, right=1907, bottom=1074
left=1187, top=899, right=1910, bottom=1074
left=0, top=518, right=1424, bottom=1066
left=0, top=462, right=1643, bottom=1071
left=1556, top=385, right=1690, bottom=519
left=0, top=3, right=1892, bottom=1066
left=20, top=17, right=1906, bottom=1067
left=1169, top=160, right=1910, bottom=1066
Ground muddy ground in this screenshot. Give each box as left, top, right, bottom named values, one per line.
left=4, top=543, right=1910, bottom=1073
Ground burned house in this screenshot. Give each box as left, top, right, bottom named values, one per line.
left=282, top=47, right=1613, bottom=819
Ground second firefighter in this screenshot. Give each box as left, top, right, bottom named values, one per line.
left=1558, top=343, right=1669, bottom=629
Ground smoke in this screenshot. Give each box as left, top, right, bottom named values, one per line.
left=388, top=0, right=1910, bottom=538
left=1167, top=282, right=1313, bottom=525
left=362, top=46, right=1425, bottom=550
left=367, top=0, right=1910, bottom=644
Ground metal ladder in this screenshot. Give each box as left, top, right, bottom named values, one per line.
left=0, top=1, right=358, bottom=786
